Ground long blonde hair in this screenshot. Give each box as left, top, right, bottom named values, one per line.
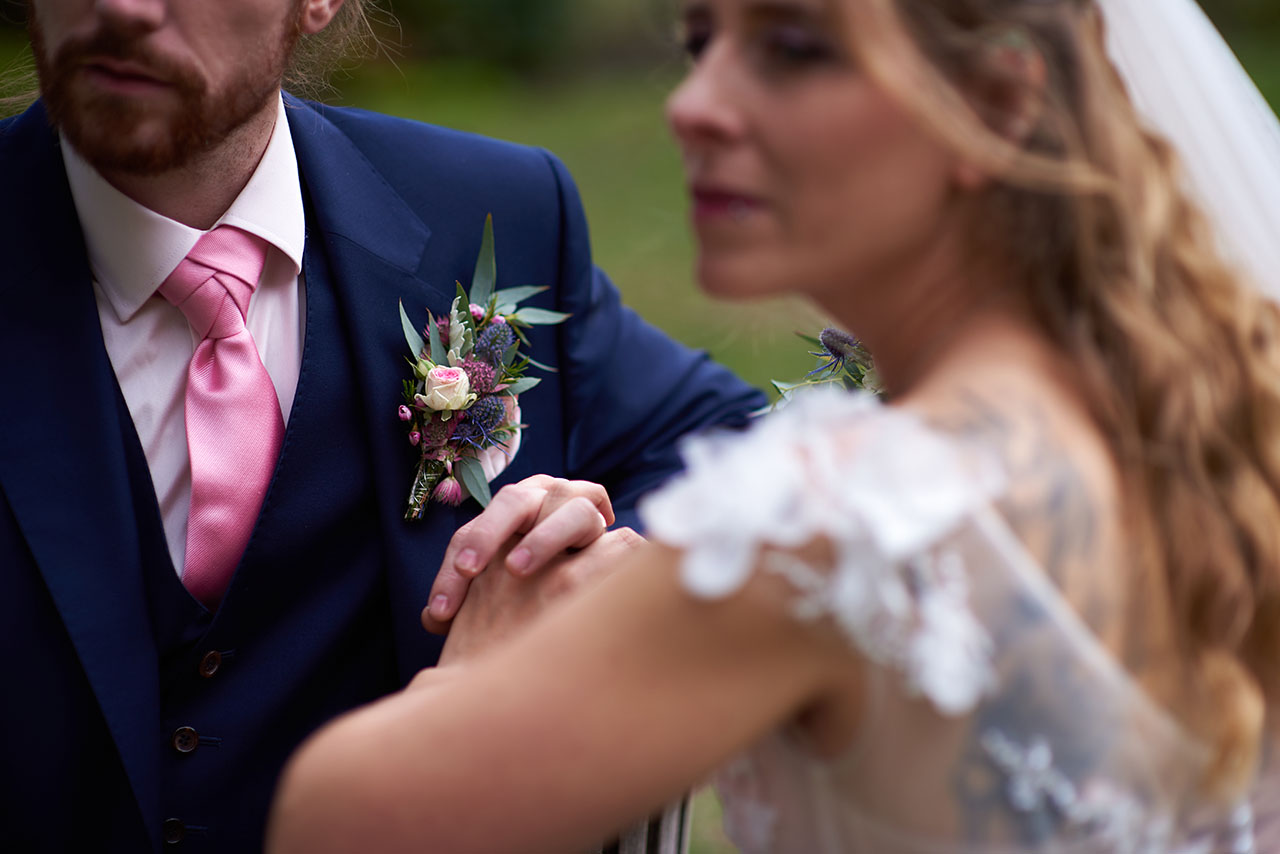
left=844, top=0, right=1280, bottom=797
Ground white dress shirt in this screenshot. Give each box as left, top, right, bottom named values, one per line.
left=63, top=95, right=307, bottom=578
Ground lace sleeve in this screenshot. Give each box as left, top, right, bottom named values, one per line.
left=639, top=388, right=1007, bottom=714
left=637, top=389, right=1247, bottom=853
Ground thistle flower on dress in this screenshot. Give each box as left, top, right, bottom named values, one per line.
left=810, top=328, right=872, bottom=376
left=771, top=326, right=882, bottom=402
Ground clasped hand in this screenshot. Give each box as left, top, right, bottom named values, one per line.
left=421, top=475, right=644, bottom=663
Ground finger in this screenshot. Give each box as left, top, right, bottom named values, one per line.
left=536, top=479, right=616, bottom=528
left=421, top=563, right=477, bottom=634
left=505, top=497, right=610, bottom=577
left=437, top=476, right=555, bottom=580
left=548, top=528, right=648, bottom=596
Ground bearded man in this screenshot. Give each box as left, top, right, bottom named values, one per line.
left=0, top=1, right=762, bottom=851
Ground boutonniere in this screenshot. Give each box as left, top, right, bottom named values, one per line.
left=398, top=215, right=569, bottom=521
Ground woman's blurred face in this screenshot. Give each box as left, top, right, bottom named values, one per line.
left=667, top=0, right=960, bottom=305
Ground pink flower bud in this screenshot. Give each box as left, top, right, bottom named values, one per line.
left=470, top=304, right=485, bottom=321
left=433, top=477, right=465, bottom=506
left=398, top=405, right=412, bottom=422
left=492, top=315, right=507, bottom=326
left=409, top=431, right=421, bottom=446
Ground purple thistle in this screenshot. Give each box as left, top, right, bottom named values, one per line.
left=810, top=327, right=872, bottom=375
left=453, top=396, right=507, bottom=448
left=460, top=359, right=497, bottom=395
left=475, top=323, right=516, bottom=365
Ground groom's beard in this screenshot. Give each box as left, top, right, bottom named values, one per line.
left=29, top=9, right=300, bottom=176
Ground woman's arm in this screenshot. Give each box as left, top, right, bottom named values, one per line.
left=267, top=543, right=858, bottom=854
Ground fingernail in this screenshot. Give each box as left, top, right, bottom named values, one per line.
left=455, top=549, right=477, bottom=572
left=508, top=548, right=532, bottom=574
left=429, top=594, right=449, bottom=619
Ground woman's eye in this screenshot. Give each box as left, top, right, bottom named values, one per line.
left=761, top=26, right=836, bottom=67
left=682, top=29, right=713, bottom=61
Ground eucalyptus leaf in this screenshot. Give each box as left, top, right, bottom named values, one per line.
left=470, top=214, right=497, bottom=309
left=455, top=456, right=493, bottom=507
left=493, top=285, right=547, bottom=312
left=511, top=307, right=571, bottom=326
left=771, top=380, right=800, bottom=395
left=400, top=301, right=426, bottom=358
left=502, top=341, right=520, bottom=368
left=523, top=354, right=558, bottom=373
left=503, top=376, right=541, bottom=396
left=427, top=311, right=447, bottom=365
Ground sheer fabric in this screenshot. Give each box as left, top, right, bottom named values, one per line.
left=640, top=389, right=1268, bottom=853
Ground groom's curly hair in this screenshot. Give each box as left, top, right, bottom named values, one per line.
left=285, top=0, right=388, bottom=99
left=842, top=0, right=1280, bottom=800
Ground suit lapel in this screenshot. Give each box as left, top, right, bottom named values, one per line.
left=0, top=103, right=160, bottom=843
left=286, top=96, right=453, bottom=674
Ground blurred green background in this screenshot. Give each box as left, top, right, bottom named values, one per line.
left=2, top=1, right=1278, bottom=851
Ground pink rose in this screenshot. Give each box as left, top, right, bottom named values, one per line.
left=417, top=366, right=474, bottom=412
left=470, top=304, right=485, bottom=321
left=398, top=405, right=412, bottom=422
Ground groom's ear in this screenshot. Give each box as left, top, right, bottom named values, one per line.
left=953, top=27, right=1048, bottom=191
left=299, top=0, right=347, bottom=35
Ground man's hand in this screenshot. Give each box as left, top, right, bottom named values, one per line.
left=423, top=475, right=617, bottom=634
left=431, top=527, right=645, bottom=666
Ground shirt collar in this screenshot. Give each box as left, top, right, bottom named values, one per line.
left=63, top=94, right=306, bottom=323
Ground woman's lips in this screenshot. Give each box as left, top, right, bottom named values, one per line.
left=691, top=187, right=764, bottom=222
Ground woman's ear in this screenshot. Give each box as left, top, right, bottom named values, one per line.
left=299, top=0, right=347, bottom=36
left=954, top=28, right=1049, bottom=191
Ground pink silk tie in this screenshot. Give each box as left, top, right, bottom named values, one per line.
left=159, top=226, right=283, bottom=609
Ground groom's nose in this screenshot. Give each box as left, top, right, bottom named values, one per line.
left=94, top=0, right=166, bottom=34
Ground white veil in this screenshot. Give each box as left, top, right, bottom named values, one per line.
left=1094, top=0, right=1280, bottom=300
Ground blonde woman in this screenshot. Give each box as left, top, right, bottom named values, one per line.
left=268, top=0, right=1280, bottom=850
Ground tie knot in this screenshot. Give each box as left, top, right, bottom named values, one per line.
left=159, top=226, right=270, bottom=340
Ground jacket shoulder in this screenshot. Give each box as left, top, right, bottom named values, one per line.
left=291, top=99, right=570, bottom=209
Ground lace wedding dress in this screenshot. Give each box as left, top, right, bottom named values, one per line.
left=640, top=389, right=1274, bottom=853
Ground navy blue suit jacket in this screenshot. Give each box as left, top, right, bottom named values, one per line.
left=0, top=95, right=763, bottom=851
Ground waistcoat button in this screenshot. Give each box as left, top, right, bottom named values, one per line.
left=172, top=726, right=199, bottom=754
left=198, top=650, right=222, bottom=678
left=162, top=818, right=184, bottom=844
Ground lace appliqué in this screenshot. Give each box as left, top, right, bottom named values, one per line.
left=767, top=546, right=995, bottom=716
left=641, top=388, right=1003, bottom=717
left=714, top=754, right=780, bottom=854
left=980, top=730, right=1258, bottom=854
